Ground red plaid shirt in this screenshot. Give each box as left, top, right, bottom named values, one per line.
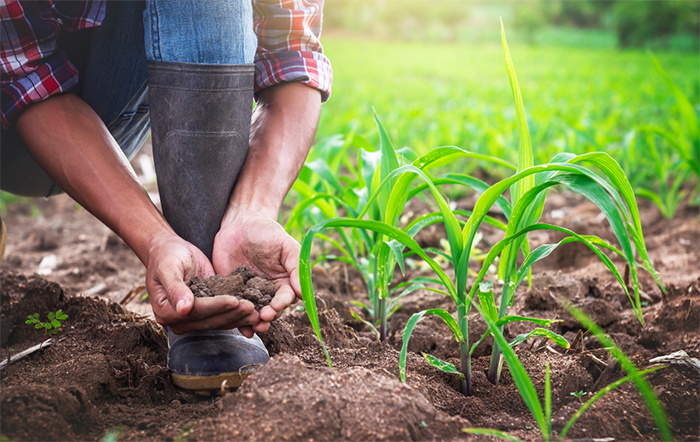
left=1, top=0, right=332, bottom=129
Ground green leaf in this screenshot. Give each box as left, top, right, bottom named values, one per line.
left=374, top=109, right=400, bottom=221
left=48, top=312, right=55, bottom=321
left=563, top=302, right=672, bottom=441
left=495, top=316, right=560, bottom=328
left=423, top=354, right=464, bottom=378
left=400, top=311, right=428, bottom=383
left=350, top=310, right=379, bottom=340
left=400, top=308, right=463, bottom=383
left=545, top=364, right=552, bottom=438
left=477, top=281, right=498, bottom=321
left=386, top=239, right=406, bottom=276
left=501, top=18, right=533, bottom=208
left=35, top=323, right=43, bottom=329
left=509, top=328, right=569, bottom=349
left=650, top=53, right=699, bottom=150
left=304, top=158, right=346, bottom=196
left=469, top=297, right=549, bottom=438
left=559, top=365, right=666, bottom=440
left=43, top=323, right=52, bottom=330
left=300, top=217, right=458, bottom=367
left=51, top=319, right=62, bottom=328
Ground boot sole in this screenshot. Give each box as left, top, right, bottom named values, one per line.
left=171, top=371, right=252, bottom=396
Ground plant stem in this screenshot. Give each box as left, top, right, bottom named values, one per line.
left=379, top=298, right=388, bottom=342
left=458, top=304, right=473, bottom=396
left=487, top=280, right=512, bottom=385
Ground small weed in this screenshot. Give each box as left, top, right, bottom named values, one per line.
left=25, top=309, right=68, bottom=348
left=570, top=390, right=586, bottom=402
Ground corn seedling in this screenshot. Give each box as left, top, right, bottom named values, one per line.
left=634, top=54, right=699, bottom=212
left=635, top=131, right=690, bottom=218
left=25, top=309, right=68, bottom=348
left=300, top=21, right=664, bottom=398
left=297, top=111, right=514, bottom=343
left=463, top=291, right=671, bottom=442
left=403, top=20, right=663, bottom=392
left=459, top=21, right=664, bottom=385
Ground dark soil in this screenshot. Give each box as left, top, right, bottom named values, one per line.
left=1, top=188, right=699, bottom=442
left=189, top=266, right=275, bottom=311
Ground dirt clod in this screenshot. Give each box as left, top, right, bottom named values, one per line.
left=188, top=266, right=275, bottom=311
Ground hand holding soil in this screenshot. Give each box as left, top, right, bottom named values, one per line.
left=144, top=233, right=258, bottom=334
left=213, top=205, right=302, bottom=337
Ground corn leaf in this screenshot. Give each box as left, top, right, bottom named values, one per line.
left=563, top=302, right=672, bottom=441
left=650, top=53, right=699, bottom=150
left=501, top=18, right=533, bottom=208
left=469, top=297, right=549, bottom=437
left=399, top=308, right=463, bottom=382
left=423, top=354, right=464, bottom=378
left=374, top=110, right=400, bottom=221
left=510, top=328, right=569, bottom=349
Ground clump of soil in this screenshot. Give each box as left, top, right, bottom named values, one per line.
left=192, top=354, right=469, bottom=441
left=188, top=266, right=275, bottom=311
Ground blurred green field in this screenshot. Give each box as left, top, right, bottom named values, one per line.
left=316, top=37, right=698, bottom=187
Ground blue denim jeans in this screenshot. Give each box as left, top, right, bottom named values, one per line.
left=0, top=0, right=256, bottom=197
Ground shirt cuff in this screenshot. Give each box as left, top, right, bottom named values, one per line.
left=1, top=51, right=79, bottom=129
left=254, top=50, right=332, bottom=102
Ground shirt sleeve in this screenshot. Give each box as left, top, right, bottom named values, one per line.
left=1, top=0, right=105, bottom=128
left=252, top=0, right=333, bottom=102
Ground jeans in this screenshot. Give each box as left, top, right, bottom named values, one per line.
left=0, top=0, right=256, bottom=197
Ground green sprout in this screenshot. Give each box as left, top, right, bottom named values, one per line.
left=570, top=390, right=586, bottom=402
left=25, top=309, right=68, bottom=348
left=463, top=301, right=671, bottom=442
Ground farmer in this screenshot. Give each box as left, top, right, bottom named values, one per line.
left=0, top=0, right=331, bottom=393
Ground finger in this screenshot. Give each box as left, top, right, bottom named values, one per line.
left=238, top=325, right=255, bottom=338
left=186, top=295, right=243, bottom=319
left=148, top=284, right=182, bottom=326
left=260, top=284, right=295, bottom=322
left=169, top=309, right=260, bottom=334
left=252, top=321, right=270, bottom=333
left=161, top=274, right=195, bottom=317
left=281, top=237, right=302, bottom=298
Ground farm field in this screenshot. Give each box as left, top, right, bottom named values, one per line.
left=1, top=34, right=699, bottom=442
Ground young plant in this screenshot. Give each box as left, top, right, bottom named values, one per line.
left=634, top=54, right=699, bottom=212
left=402, top=20, right=663, bottom=393
left=634, top=132, right=689, bottom=218
left=297, top=111, right=514, bottom=343
left=25, top=309, right=68, bottom=348
left=462, top=20, right=665, bottom=386
left=300, top=21, right=664, bottom=399
left=463, top=295, right=672, bottom=442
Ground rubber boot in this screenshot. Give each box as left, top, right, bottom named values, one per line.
left=147, top=61, right=268, bottom=394
left=147, top=61, right=253, bottom=260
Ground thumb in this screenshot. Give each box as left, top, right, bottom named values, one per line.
left=281, top=236, right=302, bottom=298
left=164, top=276, right=195, bottom=316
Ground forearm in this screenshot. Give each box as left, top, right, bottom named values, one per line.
left=223, top=82, right=321, bottom=222
left=15, top=93, right=173, bottom=264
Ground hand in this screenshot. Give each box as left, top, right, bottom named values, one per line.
left=213, top=204, right=301, bottom=337
left=145, top=232, right=259, bottom=334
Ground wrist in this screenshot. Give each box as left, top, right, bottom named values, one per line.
left=126, top=219, right=177, bottom=267
left=221, top=201, right=279, bottom=229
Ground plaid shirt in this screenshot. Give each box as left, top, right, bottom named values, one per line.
left=1, top=0, right=332, bottom=129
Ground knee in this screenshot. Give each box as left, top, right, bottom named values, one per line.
left=144, top=0, right=257, bottom=65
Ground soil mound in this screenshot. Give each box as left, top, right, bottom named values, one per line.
left=192, top=354, right=470, bottom=441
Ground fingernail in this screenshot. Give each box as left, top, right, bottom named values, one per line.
left=176, top=300, right=186, bottom=314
